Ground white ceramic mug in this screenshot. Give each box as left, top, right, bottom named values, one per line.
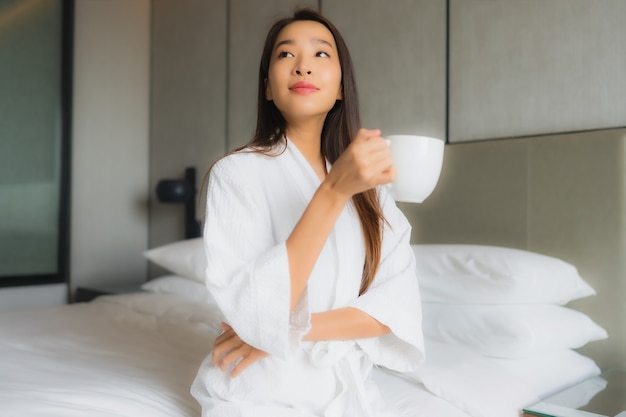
left=386, top=134, right=444, bottom=203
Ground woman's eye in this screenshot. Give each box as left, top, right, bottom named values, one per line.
left=278, top=51, right=293, bottom=58
left=316, top=51, right=330, bottom=58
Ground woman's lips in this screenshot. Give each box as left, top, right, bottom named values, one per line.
left=289, top=81, right=318, bottom=94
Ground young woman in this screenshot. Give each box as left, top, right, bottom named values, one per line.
left=191, top=8, right=424, bottom=417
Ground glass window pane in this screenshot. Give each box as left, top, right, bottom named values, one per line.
left=0, top=0, right=64, bottom=279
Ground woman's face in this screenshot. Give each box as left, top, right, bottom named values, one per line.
left=265, top=20, right=343, bottom=125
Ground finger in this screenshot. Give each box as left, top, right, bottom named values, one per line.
left=354, top=128, right=381, bottom=143
left=348, top=136, right=389, bottom=167
left=212, top=330, right=239, bottom=365
left=361, top=141, right=393, bottom=170
left=370, top=162, right=395, bottom=186
left=213, top=330, right=233, bottom=353
left=219, top=342, right=248, bottom=371
left=359, top=136, right=391, bottom=157
left=380, top=163, right=396, bottom=184
left=367, top=139, right=393, bottom=159
left=365, top=128, right=381, bottom=139
left=360, top=146, right=394, bottom=184
left=230, top=350, right=268, bottom=378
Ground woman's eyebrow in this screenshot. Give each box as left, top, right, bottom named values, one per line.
left=274, top=39, right=294, bottom=49
left=274, top=38, right=334, bottom=49
left=312, top=38, right=334, bottom=48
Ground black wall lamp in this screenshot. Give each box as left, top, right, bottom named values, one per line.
left=156, top=166, right=202, bottom=239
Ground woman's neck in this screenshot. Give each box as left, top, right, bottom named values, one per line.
left=286, top=122, right=327, bottom=181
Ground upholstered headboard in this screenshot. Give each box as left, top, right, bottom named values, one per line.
left=401, top=128, right=626, bottom=371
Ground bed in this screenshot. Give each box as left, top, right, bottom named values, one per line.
left=0, top=238, right=607, bottom=417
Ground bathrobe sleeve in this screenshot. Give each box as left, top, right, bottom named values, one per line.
left=348, top=188, right=425, bottom=373
left=202, top=155, right=309, bottom=359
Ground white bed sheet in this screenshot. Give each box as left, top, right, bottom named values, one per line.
left=0, top=293, right=471, bottom=417
left=0, top=294, right=219, bottom=417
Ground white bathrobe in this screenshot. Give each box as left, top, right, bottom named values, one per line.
left=192, top=137, right=424, bottom=417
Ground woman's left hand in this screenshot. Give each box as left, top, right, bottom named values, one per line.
left=212, top=322, right=269, bottom=378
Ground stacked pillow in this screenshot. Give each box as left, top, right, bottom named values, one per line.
left=143, top=238, right=207, bottom=284
left=406, top=244, right=608, bottom=417
left=141, top=237, right=217, bottom=304
left=412, top=244, right=606, bottom=357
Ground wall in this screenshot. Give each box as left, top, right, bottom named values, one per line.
left=0, top=284, right=66, bottom=312
left=149, top=0, right=227, bottom=256
left=448, top=0, right=626, bottom=141
left=70, top=0, right=150, bottom=294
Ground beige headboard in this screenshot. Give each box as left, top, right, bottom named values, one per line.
left=400, top=128, right=626, bottom=371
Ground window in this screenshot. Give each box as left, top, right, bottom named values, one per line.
left=0, top=0, right=72, bottom=287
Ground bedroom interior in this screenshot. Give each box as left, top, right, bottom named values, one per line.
left=1, top=0, right=625, bottom=416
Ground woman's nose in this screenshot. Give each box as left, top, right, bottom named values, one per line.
left=294, top=60, right=312, bottom=75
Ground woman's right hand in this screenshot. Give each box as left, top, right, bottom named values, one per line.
left=324, top=128, right=395, bottom=198
left=213, top=322, right=268, bottom=378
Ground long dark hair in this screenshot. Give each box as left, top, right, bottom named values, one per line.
left=226, top=8, right=385, bottom=294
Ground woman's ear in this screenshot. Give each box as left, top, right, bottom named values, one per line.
left=265, top=79, right=273, bottom=101
left=336, top=86, right=343, bottom=100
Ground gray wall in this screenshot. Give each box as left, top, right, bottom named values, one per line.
left=149, top=0, right=227, bottom=257
left=449, top=0, right=626, bottom=141
left=70, top=1, right=150, bottom=293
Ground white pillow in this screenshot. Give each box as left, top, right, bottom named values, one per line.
left=422, top=303, right=608, bottom=358
left=412, top=244, right=595, bottom=304
left=396, top=341, right=600, bottom=417
left=395, top=341, right=539, bottom=417
left=522, top=374, right=607, bottom=412
left=143, top=238, right=206, bottom=282
left=141, top=275, right=213, bottom=303
left=493, top=349, right=601, bottom=401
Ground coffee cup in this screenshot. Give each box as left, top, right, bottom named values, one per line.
left=386, top=134, right=444, bottom=203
